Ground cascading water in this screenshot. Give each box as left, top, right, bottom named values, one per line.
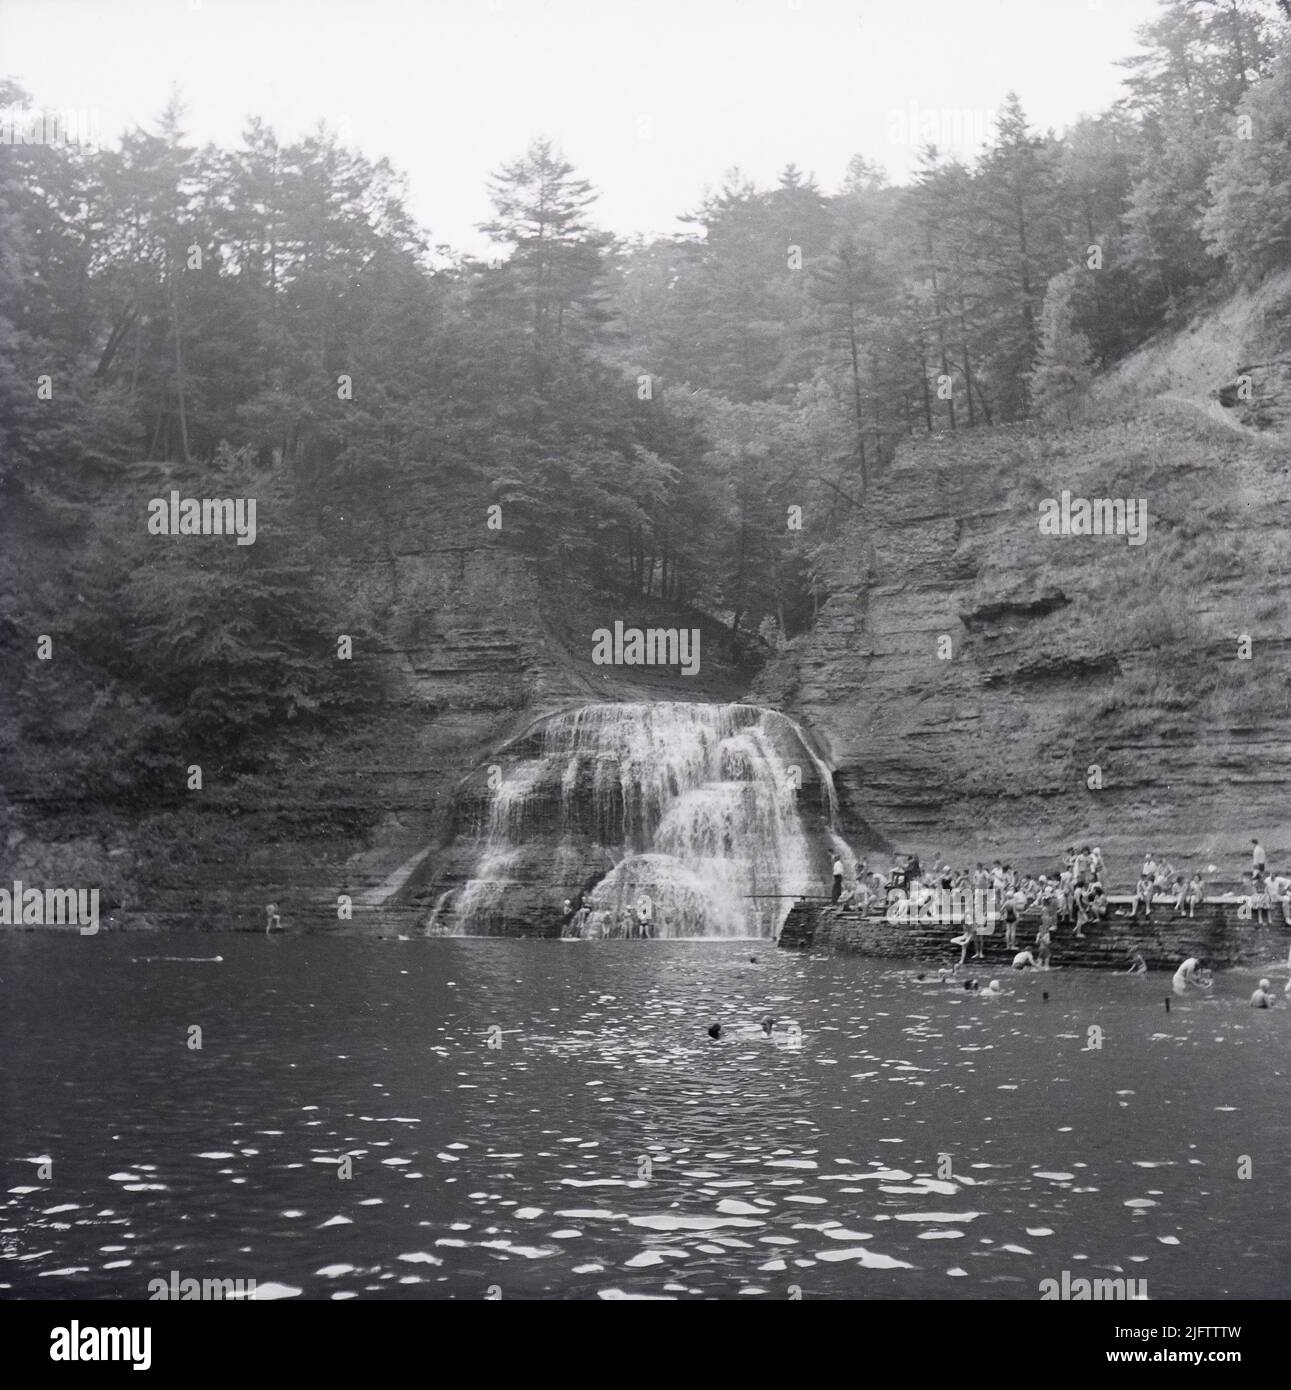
left=427, top=702, right=848, bottom=938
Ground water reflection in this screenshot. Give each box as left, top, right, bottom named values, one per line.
left=2, top=936, right=1288, bottom=1299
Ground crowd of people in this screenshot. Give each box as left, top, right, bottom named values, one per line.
left=1238, top=839, right=1291, bottom=925
left=825, top=839, right=1291, bottom=970
left=832, top=845, right=1115, bottom=934
left=561, top=893, right=656, bottom=939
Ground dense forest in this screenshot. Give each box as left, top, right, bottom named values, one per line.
left=3, top=0, right=1291, bottom=811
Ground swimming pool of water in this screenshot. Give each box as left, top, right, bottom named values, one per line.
left=2, top=935, right=1288, bottom=1299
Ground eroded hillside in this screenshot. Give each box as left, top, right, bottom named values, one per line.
left=754, top=386, right=1291, bottom=879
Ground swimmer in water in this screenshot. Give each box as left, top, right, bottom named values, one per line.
left=1125, top=951, right=1147, bottom=975
left=1250, top=979, right=1276, bottom=1008
left=707, top=1022, right=722, bottom=1039
left=761, top=1016, right=776, bottom=1036
left=983, top=979, right=1002, bottom=995
left=1172, top=957, right=1210, bottom=996
left=1012, top=949, right=1037, bottom=971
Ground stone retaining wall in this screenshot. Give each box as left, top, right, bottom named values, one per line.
left=778, top=897, right=1291, bottom=970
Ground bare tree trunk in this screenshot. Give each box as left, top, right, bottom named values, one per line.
left=846, top=307, right=868, bottom=494
left=167, top=259, right=193, bottom=464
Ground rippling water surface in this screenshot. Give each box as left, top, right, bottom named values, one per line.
left=3, top=935, right=1289, bottom=1300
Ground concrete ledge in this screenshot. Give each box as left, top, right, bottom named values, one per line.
left=778, top=899, right=1291, bottom=970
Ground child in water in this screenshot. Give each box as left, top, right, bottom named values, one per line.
left=1250, top=979, right=1276, bottom=1008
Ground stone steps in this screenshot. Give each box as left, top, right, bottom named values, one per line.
left=779, top=900, right=1291, bottom=969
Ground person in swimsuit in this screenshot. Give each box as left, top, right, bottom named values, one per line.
left=1072, top=883, right=1093, bottom=939
left=1129, top=874, right=1154, bottom=920
left=1252, top=872, right=1272, bottom=926
left=1183, top=875, right=1203, bottom=917
left=1172, top=957, right=1209, bottom=995
left=1074, top=847, right=1090, bottom=887
left=1003, top=897, right=1019, bottom=950
left=1250, top=979, right=1275, bottom=1008
left=1012, top=948, right=1038, bottom=970
left=1271, top=874, right=1291, bottom=925
left=956, top=922, right=981, bottom=968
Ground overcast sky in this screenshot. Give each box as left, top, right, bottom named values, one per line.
left=3, top=0, right=1163, bottom=254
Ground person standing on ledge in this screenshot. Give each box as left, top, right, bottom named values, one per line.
left=831, top=855, right=844, bottom=904
left=1273, top=872, right=1291, bottom=926
left=1252, top=871, right=1273, bottom=926
left=1252, top=839, right=1267, bottom=875
left=906, top=853, right=922, bottom=891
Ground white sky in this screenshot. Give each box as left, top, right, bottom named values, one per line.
left=2, top=0, right=1164, bottom=254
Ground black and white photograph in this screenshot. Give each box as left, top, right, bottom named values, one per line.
left=2, top=0, right=1291, bottom=1355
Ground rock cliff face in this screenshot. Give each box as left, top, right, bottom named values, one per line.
left=327, top=499, right=767, bottom=925
left=2, top=487, right=765, bottom=932
left=753, top=401, right=1291, bottom=880
left=9, top=283, right=1290, bottom=928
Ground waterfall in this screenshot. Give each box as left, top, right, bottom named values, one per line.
left=428, top=702, right=846, bottom=938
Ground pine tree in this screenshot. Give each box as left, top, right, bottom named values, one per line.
left=1028, top=269, right=1095, bottom=422
left=970, top=94, right=1066, bottom=418
left=1203, top=37, right=1291, bottom=281
left=477, top=136, right=615, bottom=371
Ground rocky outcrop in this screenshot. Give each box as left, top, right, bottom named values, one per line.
left=1217, top=358, right=1291, bottom=433
left=753, top=404, right=1291, bottom=878
left=2, top=482, right=767, bottom=932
